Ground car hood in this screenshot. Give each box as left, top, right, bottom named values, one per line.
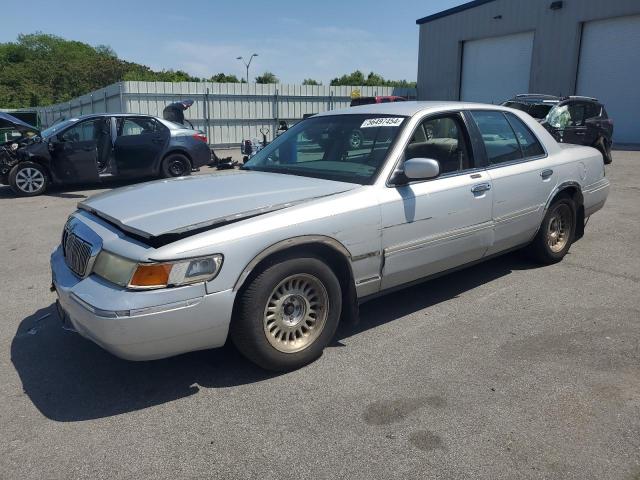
left=0, top=112, right=40, bottom=136
left=79, top=171, right=358, bottom=240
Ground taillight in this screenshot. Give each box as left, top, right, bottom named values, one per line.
left=193, top=133, right=207, bottom=143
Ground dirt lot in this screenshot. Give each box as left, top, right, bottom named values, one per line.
left=0, top=152, right=638, bottom=480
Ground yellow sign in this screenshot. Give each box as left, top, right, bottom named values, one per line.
left=350, top=89, right=361, bottom=99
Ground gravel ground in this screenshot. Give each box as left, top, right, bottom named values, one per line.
left=0, top=151, right=638, bottom=479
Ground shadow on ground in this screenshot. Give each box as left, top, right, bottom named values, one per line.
left=11, top=252, right=538, bottom=422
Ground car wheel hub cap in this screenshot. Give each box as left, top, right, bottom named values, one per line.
left=170, top=161, right=184, bottom=175
left=547, top=205, right=571, bottom=253
left=263, top=274, right=329, bottom=353
left=16, top=168, right=44, bottom=193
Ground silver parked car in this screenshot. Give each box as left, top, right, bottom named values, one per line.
left=51, top=102, right=610, bottom=371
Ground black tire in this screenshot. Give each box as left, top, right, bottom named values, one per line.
left=9, top=161, right=48, bottom=196
left=601, top=140, right=613, bottom=165
left=161, top=153, right=192, bottom=178
left=527, top=194, right=576, bottom=264
left=231, top=255, right=343, bottom=372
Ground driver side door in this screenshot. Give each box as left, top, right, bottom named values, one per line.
left=378, top=112, right=494, bottom=290
left=561, top=103, right=590, bottom=146
left=50, top=118, right=103, bottom=184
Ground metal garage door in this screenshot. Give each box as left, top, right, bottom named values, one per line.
left=577, top=15, right=640, bottom=144
left=460, top=31, right=534, bottom=104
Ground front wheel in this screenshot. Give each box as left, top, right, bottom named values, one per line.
left=161, top=153, right=192, bottom=178
left=231, top=256, right=342, bottom=371
left=527, top=195, right=576, bottom=264
left=9, top=161, right=48, bottom=196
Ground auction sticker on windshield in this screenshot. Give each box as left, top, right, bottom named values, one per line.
left=360, top=117, right=404, bottom=128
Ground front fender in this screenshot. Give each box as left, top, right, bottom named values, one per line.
left=232, top=235, right=353, bottom=292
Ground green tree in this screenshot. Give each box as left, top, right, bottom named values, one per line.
left=209, top=73, right=240, bottom=83
left=255, top=71, right=278, bottom=84
left=330, top=70, right=416, bottom=88
left=302, top=78, right=321, bottom=85
left=330, top=70, right=366, bottom=86
left=0, top=32, right=210, bottom=108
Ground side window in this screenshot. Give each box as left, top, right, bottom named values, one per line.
left=567, top=103, right=586, bottom=126
left=504, top=113, right=545, bottom=158
left=405, top=114, right=473, bottom=175
left=60, top=119, right=105, bottom=143
left=470, top=111, right=521, bottom=165
left=119, top=117, right=157, bottom=137
left=584, top=103, right=601, bottom=120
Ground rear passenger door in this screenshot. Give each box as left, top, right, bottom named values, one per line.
left=469, top=110, right=555, bottom=254
left=114, top=117, right=169, bottom=177
left=379, top=112, right=494, bottom=290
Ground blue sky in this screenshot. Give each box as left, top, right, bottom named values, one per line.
left=2, top=0, right=467, bottom=84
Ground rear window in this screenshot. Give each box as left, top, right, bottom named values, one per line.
left=527, top=104, right=554, bottom=119
left=505, top=113, right=545, bottom=158
left=503, top=101, right=553, bottom=119
left=350, top=97, right=377, bottom=107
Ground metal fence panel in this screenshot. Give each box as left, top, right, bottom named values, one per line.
left=34, top=81, right=416, bottom=147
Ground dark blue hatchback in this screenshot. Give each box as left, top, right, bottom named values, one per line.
left=1, top=113, right=211, bottom=196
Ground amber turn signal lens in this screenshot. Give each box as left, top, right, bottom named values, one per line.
left=129, top=264, right=172, bottom=287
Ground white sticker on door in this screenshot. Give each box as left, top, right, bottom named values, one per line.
left=360, top=117, right=404, bottom=128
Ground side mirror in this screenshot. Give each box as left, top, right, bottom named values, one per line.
left=403, top=158, right=440, bottom=180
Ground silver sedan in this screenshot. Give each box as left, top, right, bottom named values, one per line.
left=51, top=102, right=610, bottom=371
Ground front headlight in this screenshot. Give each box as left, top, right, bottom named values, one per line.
left=92, top=251, right=223, bottom=290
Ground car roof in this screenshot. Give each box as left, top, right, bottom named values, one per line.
left=315, top=101, right=508, bottom=117
left=71, top=113, right=158, bottom=120
left=505, top=95, right=560, bottom=105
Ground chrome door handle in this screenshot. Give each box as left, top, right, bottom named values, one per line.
left=471, top=183, right=491, bottom=194
left=540, top=169, right=553, bottom=179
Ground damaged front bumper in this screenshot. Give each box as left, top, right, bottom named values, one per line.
left=50, top=246, right=235, bottom=361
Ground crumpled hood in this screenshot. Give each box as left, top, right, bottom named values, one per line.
left=0, top=112, right=40, bottom=139
left=79, top=170, right=357, bottom=239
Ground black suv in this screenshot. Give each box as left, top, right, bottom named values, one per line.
left=502, top=95, right=613, bottom=164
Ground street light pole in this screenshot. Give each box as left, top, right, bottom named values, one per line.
left=236, top=53, right=258, bottom=83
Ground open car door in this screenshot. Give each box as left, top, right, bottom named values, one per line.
left=49, top=118, right=105, bottom=185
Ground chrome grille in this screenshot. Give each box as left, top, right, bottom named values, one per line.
left=62, top=226, right=93, bottom=277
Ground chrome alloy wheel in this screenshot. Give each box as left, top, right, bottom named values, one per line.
left=263, top=274, right=329, bottom=353
left=15, top=167, right=45, bottom=193
left=547, top=204, right=572, bottom=253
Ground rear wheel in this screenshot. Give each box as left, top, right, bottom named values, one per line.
left=9, top=162, right=48, bottom=196
left=231, top=256, right=342, bottom=371
left=600, top=139, right=613, bottom=165
left=527, top=195, right=576, bottom=264
left=161, top=153, right=192, bottom=178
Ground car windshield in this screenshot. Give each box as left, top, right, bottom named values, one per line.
left=242, top=114, right=407, bottom=184
left=41, top=119, right=78, bottom=139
